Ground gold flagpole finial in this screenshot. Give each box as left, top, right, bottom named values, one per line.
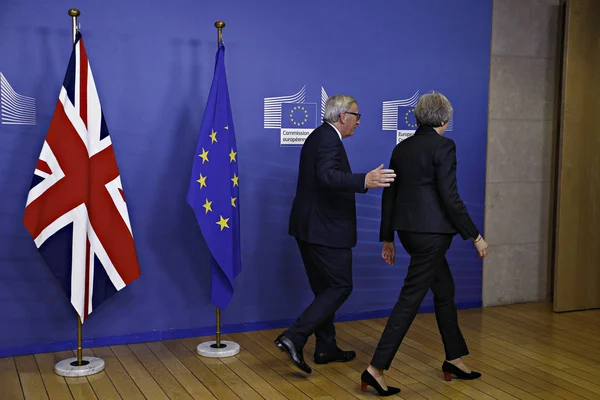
left=68, top=8, right=80, bottom=44
left=215, top=21, right=225, bottom=45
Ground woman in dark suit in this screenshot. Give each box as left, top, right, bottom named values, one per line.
left=359, top=92, right=488, bottom=396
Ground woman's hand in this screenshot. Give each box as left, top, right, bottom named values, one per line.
left=473, top=235, right=488, bottom=258
left=382, top=241, right=395, bottom=265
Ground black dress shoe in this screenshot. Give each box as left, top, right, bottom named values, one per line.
left=314, top=348, right=356, bottom=364
left=274, top=334, right=312, bottom=374
left=442, top=361, right=481, bottom=381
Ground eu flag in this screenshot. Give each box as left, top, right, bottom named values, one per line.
left=186, top=42, right=241, bottom=310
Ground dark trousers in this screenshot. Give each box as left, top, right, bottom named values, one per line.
left=370, top=232, right=469, bottom=370
left=284, top=239, right=353, bottom=354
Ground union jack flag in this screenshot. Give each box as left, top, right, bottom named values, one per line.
left=23, top=32, right=141, bottom=323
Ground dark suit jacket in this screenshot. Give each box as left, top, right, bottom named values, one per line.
left=379, top=125, right=479, bottom=242
left=289, top=123, right=367, bottom=248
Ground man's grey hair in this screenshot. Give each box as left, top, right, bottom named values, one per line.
left=414, top=92, right=453, bottom=127
left=323, top=94, right=357, bottom=123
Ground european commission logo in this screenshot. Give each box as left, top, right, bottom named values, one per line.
left=264, top=85, right=329, bottom=146
left=382, top=90, right=453, bottom=144
left=0, top=72, right=36, bottom=125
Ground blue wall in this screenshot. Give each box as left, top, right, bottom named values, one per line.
left=0, top=0, right=492, bottom=356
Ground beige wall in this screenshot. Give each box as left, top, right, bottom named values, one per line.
left=483, top=0, right=561, bottom=306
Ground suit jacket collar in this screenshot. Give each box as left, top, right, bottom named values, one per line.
left=319, top=123, right=351, bottom=171
left=324, top=122, right=343, bottom=141
left=414, top=125, right=439, bottom=135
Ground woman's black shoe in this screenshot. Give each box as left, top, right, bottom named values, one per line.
left=442, top=361, right=481, bottom=381
left=360, top=370, right=400, bottom=396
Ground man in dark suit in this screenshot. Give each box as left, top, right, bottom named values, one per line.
left=360, top=92, right=488, bottom=395
left=274, top=94, right=396, bottom=374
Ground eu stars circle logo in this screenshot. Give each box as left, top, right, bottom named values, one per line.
left=404, top=108, right=417, bottom=128
left=289, top=105, right=309, bottom=127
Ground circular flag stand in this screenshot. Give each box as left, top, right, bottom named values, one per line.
left=197, top=306, right=240, bottom=358
left=55, top=312, right=105, bottom=376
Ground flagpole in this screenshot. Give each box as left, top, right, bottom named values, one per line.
left=216, top=307, right=221, bottom=348
left=68, top=8, right=79, bottom=43
left=70, top=6, right=85, bottom=369
left=215, top=20, right=225, bottom=44
left=214, top=19, right=224, bottom=351
left=77, top=317, right=83, bottom=365
left=54, top=8, right=106, bottom=377
left=195, top=21, right=240, bottom=359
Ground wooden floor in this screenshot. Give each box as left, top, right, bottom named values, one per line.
left=1, top=302, right=600, bottom=400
